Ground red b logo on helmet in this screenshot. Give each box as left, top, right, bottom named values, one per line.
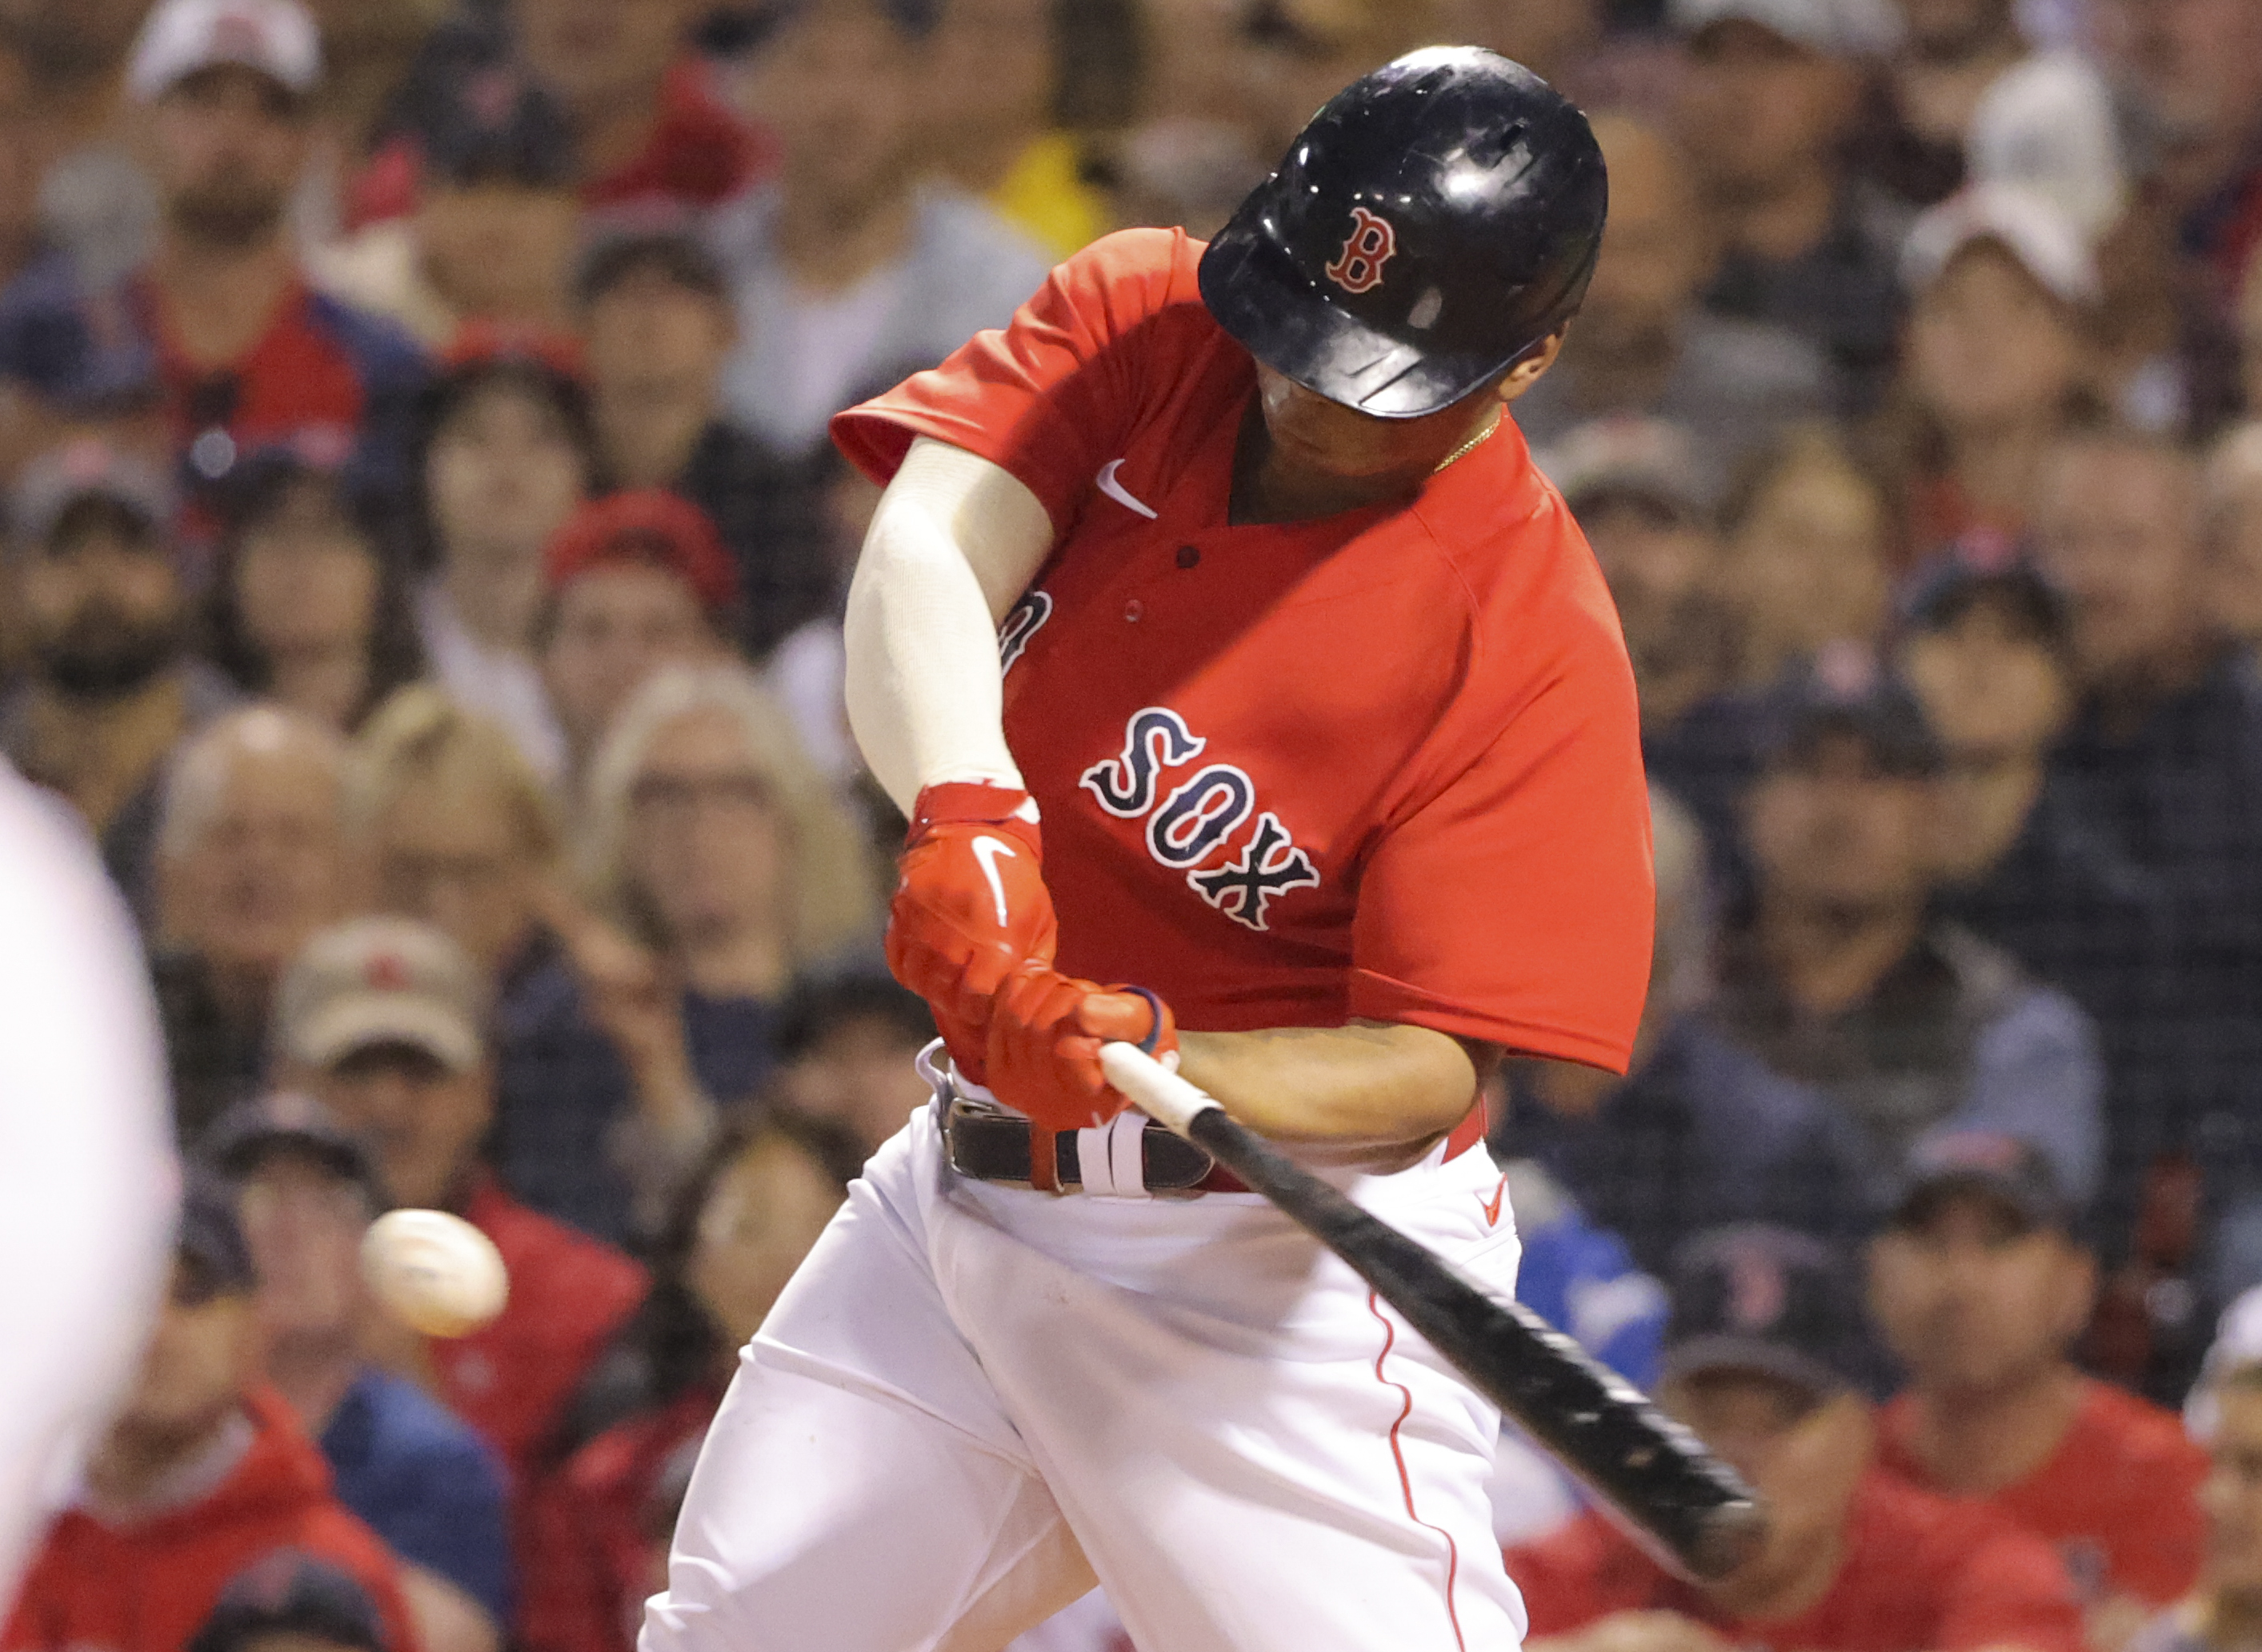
left=1324, top=207, right=1397, bottom=295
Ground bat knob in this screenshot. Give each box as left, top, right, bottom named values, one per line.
left=1685, top=1496, right=1770, bottom=1582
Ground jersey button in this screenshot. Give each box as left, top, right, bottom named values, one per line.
left=1123, top=598, right=1144, bottom=622
left=1175, top=546, right=1200, bottom=569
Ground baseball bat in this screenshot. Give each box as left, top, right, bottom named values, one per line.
left=1098, top=1042, right=1766, bottom=1584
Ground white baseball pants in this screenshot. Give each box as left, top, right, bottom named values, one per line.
left=641, top=1094, right=1528, bottom=1652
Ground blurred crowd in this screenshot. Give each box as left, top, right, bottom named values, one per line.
left=0, top=0, right=2258, bottom=1650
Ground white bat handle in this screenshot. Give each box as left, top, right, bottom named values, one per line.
left=1099, top=1042, right=1223, bottom=1138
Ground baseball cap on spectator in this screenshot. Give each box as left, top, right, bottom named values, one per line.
left=187, top=1550, right=388, bottom=1652
left=1663, top=1225, right=1869, bottom=1398
left=440, top=318, right=585, bottom=382
left=1899, top=530, right=2068, bottom=644
left=545, top=491, right=740, bottom=617
left=1759, top=642, right=1945, bottom=777
left=422, top=64, right=577, bottom=190
left=1900, top=184, right=2101, bottom=310
left=10, top=440, right=176, bottom=551
left=575, top=226, right=732, bottom=310
left=273, top=917, right=488, bottom=1076
left=213, top=426, right=380, bottom=533
left=2189, top=1286, right=2262, bottom=1443
left=1668, top=0, right=1902, bottom=56
left=178, top=1169, right=259, bottom=1298
left=202, top=1091, right=389, bottom=1210
left=1538, top=417, right=1719, bottom=527
left=126, top=0, right=322, bottom=104
left=1888, top=1130, right=2075, bottom=1234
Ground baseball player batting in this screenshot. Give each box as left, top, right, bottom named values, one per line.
left=642, top=46, right=1649, bottom=1652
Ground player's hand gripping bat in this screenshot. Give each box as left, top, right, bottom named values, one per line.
left=1097, top=1042, right=1767, bottom=1584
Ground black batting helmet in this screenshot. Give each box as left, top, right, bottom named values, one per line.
left=1199, top=47, right=1608, bottom=419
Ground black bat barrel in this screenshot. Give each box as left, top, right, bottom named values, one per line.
left=1186, top=1109, right=1768, bottom=1582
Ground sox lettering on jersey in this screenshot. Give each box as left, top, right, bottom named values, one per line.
left=1080, top=706, right=1320, bottom=932
left=999, top=590, right=1054, bottom=672
left=1324, top=207, right=1397, bottom=295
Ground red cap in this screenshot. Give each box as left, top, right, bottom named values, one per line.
left=441, top=317, right=585, bottom=379
left=543, top=489, right=740, bottom=615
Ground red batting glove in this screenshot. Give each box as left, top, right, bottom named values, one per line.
left=887, top=782, right=1058, bottom=1082
left=986, top=967, right=1179, bottom=1134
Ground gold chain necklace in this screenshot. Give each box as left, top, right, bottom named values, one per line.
left=1431, top=408, right=1504, bottom=475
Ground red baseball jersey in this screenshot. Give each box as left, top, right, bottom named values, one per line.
left=1878, top=1378, right=2208, bottom=1607
left=1506, top=1469, right=2087, bottom=1652
left=834, top=229, right=1651, bottom=1070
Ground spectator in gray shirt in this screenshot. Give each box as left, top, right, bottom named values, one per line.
left=710, top=0, right=1051, bottom=460
left=1712, top=644, right=2104, bottom=1210
left=1508, top=112, right=1833, bottom=492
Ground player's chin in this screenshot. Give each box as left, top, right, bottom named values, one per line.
left=1271, top=421, right=1417, bottom=478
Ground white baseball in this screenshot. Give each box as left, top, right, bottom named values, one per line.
left=360, top=1210, right=509, bottom=1338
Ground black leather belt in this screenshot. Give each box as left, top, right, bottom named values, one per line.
left=943, top=1097, right=1226, bottom=1194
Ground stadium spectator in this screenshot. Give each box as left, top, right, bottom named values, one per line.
left=271, top=916, right=647, bottom=1652
left=30, top=0, right=428, bottom=509
left=2030, top=423, right=2262, bottom=1294
left=1715, top=647, right=2104, bottom=1208
left=2089, top=0, right=2262, bottom=305
left=1859, top=0, right=2124, bottom=233
left=346, top=0, right=759, bottom=226
left=1721, top=425, right=1897, bottom=685
left=921, top=0, right=1116, bottom=261
left=2203, top=423, right=2262, bottom=673
left=0, top=22, right=78, bottom=473
left=316, top=66, right=581, bottom=350
left=1897, top=540, right=2171, bottom=1240
left=768, top=970, right=935, bottom=1156
left=1104, top=116, right=1271, bottom=244
left=2, top=439, right=238, bottom=922
left=1507, top=1224, right=2087, bottom=1652
left=346, top=686, right=564, bottom=983
left=1671, top=0, right=1908, bottom=413
left=151, top=707, right=350, bottom=1138
left=185, top=1550, right=395, bottom=1652
left=1892, top=186, right=2101, bottom=557
left=1510, top=115, right=1833, bottom=484
left=538, top=490, right=735, bottom=786
left=1, top=1175, right=418, bottom=1652
left=1871, top=1132, right=2208, bottom=1646
left=207, top=1093, right=512, bottom=1652
left=1502, top=787, right=1868, bottom=1275
left=576, top=229, right=835, bottom=661
left=499, top=662, right=881, bottom=1242
left=2144, top=1292, right=2262, bottom=1652
left=1537, top=418, right=1734, bottom=738
left=1433, top=0, right=1607, bottom=88
left=409, top=333, right=595, bottom=782
left=550, top=1111, right=860, bottom=1652
left=711, top=0, right=1051, bottom=458
left=200, top=443, right=426, bottom=733
left=510, top=0, right=756, bottom=214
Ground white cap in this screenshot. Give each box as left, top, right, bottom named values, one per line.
left=2188, top=1286, right=2262, bottom=1442
left=126, top=0, right=322, bottom=105
left=1900, top=182, right=2101, bottom=310
left=1670, top=0, right=1903, bottom=58
left=1968, top=50, right=2128, bottom=241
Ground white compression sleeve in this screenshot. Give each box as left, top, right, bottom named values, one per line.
left=844, top=438, right=1058, bottom=817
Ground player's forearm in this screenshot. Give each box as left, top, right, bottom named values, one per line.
left=843, top=438, right=1055, bottom=814
left=1174, top=1020, right=1483, bottom=1146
